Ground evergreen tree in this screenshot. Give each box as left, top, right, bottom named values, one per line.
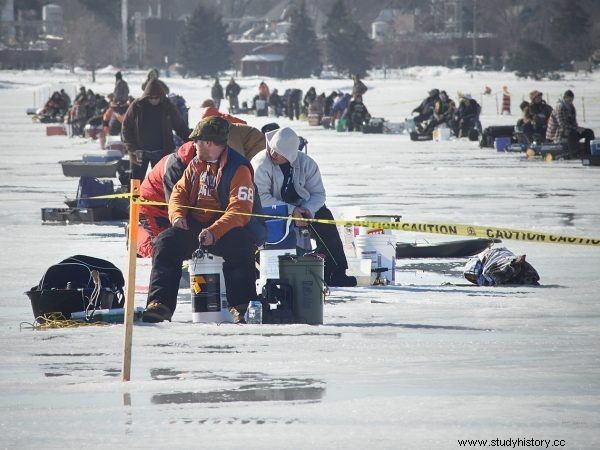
left=283, top=2, right=322, bottom=78
left=549, top=0, right=592, bottom=63
left=177, top=5, right=232, bottom=77
left=324, top=0, right=372, bottom=77
left=510, top=40, right=560, bottom=79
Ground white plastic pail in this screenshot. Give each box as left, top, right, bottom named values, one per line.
left=354, top=234, right=396, bottom=283
left=356, top=215, right=401, bottom=235
left=256, top=248, right=295, bottom=295
left=346, top=257, right=373, bottom=286
left=434, top=126, right=451, bottom=141
left=189, top=253, right=233, bottom=323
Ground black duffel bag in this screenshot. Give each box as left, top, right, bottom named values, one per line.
left=25, top=255, right=125, bottom=320
left=479, top=125, right=515, bottom=148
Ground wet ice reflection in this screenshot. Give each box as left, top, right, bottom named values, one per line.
left=150, top=369, right=325, bottom=404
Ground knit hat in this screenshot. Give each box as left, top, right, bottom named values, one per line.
left=563, top=90, right=574, bottom=99
left=529, top=90, right=542, bottom=101
left=261, top=122, right=280, bottom=135
left=265, top=127, right=300, bottom=164
left=189, top=116, right=230, bottom=144
left=142, top=78, right=165, bottom=99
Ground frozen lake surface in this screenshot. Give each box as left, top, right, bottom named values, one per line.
left=0, top=67, right=599, bottom=449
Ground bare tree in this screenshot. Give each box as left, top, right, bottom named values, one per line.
left=60, top=4, right=120, bottom=81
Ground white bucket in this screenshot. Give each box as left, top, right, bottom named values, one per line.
left=354, top=234, right=396, bottom=283
left=346, top=257, right=372, bottom=286
left=256, top=248, right=295, bottom=295
left=434, top=126, right=451, bottom=141
left=355, top=215, right=401, bottom=236
left=189, top=253, right=233, bottom=323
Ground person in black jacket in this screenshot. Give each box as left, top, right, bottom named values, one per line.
left=226, top=78, right=241, bottom=113
left=412, top=89, right=439, bottom=132
left=345, top=94, right=371, bottom=132
left=211, top=78, right=224, bottom=110
left=303, top=87, right=317, bottom=115
left=286, top=88, right=302, bottom=120
left=269, top=88, right=283, bottom=117
left=454, top=94, right=481, bottom=138
left=122, top=79, right=190, bottom=180
left=522, top=90, right=553, bottom=142
left=324, top=91, right=339, bottom=117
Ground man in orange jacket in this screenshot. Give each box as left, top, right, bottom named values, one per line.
left=142, top=116, right=266, bottom=323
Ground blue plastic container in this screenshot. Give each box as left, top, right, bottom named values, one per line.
left=494, top=137, right=511, bottom=152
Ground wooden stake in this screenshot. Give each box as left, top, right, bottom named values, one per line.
left=121, top=179, right=140, bottom=382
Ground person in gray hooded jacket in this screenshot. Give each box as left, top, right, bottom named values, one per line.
left=251, top=127, right=356, bottom=287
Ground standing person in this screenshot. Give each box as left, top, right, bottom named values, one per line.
left=141, top=117, right=266, bottom=323
left=142, top=68, right=170, bottom=95
left=330, top=92, right=350, bottom=129
left=303, top=87, right=317, bottom=113
left=226, top=77, right=241, bottom=113
left=546, top=90, right=595, bottom=156
left=113, top=71, right=129, bottom=104
left=258, top=81, right=270, bottom=100
left=501, top=86, right=511, bottom=115
left=122, top=79, right=189, bottom=180
left=269, top=88, right=283, bottom=117
left=251, top=127, right=357, bottom=287
left=324, top=91, right=338, bottom=117
left=287, top=88, right=302, bottom=121
left=352, top=74, right=367, bottom=96
left=211, top=77, right=224, bottom=110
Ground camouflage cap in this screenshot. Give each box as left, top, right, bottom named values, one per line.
left=189, top=116, right=230, bottom=144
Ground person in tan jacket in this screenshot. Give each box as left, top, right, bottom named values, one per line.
left=200, top=106, right=265, bottom=160
left=142, top=116, right=266, bottom=324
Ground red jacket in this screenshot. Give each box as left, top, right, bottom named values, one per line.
left=140, top=141, right=197, bottom=218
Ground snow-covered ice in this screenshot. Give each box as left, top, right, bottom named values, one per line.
left=0, top=68, right=599, bottom=449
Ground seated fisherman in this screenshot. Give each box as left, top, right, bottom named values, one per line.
left=454, top=94, right=481, bottom=138
left=546, top=90, right=595, bottom=157
left=522, top=90, right=553, bottom=143
left=412, top=89, right=439, bottom=132
left=251, top=127, right=357, bottom=287
left=422, top=90, right=456, bottom=135
left=141, top=116, right=266, bottom=323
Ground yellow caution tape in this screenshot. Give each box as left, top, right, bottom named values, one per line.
left=90, top=193, right=600, bottom=246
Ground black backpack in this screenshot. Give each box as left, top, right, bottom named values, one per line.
left=26, top=255, right=125, bottom=320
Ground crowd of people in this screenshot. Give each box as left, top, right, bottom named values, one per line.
left=212, top=75, right=373, bottom=132
left=516, top=89, right=595, bottom=156
left=39, top=70, right=597, bottom=325
left=137, top=114, right=358, bottom=324
left=411, top=88, right=482, bottom=140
